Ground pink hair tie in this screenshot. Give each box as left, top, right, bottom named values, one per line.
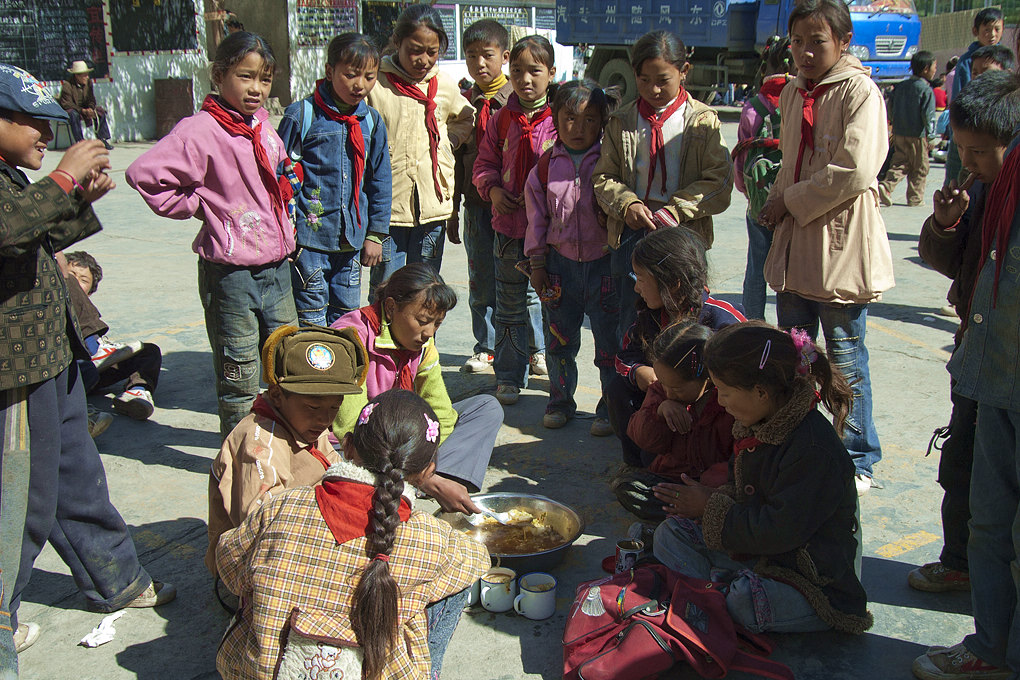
left=374, top=553, right=390, bottom=562
left=788, top=328, right=818, bottom=376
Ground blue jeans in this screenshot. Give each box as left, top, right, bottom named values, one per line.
left=493, top=234, right=540, bottom=388
left=426, top=587, right=470, bottom=679
left=741, top=214, right=773, bottom=321
left=776, top=293, right=882, bottom=477
left=198, top=258, right=298, bottom=438
left=291, top=246, right=362, bottom=327
left=464, top=204, right=543, bottom=355
left=964, top=404, right=1020, bottom=670
left=544, top=249, right=619, bottom=418
left=612, top=228, right=646, bottom=341
left=369, top=221, right=445, bottom=298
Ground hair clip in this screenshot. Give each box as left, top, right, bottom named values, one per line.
left=656, top=254, right=670, bottom=267
left=759, top=339, right=772, bottom=369
left=672, top=346, right=697, bottom=369
left=424, top=413, right=440, bottom=443
left=357, top=402, right=377, bottom=425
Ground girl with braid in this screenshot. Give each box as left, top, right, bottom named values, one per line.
left=215, top=389, right=488, bottom=680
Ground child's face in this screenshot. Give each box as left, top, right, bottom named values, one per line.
left=922, top=62, right=938, bottom=80
left=509, top=48, right=555, bottom=104
left=384, top=293, right=446, bottom=353
left=974, top=20, right=1004, bottom=47
left=953, top=125, right=1006, bottom=185
left=464, top=41, right=509, bottom=87
left=709, top=372, right=773, bottom=428
left=397, top=26, right=442, bottom=82
left=268, top=386, right=343, bottom=444
left=216, top=52, right=273, bottom=117
left=556, top=102, right=602, bottom=152
left=0, top=112, right=52, bottom=171
left=636, top=57, right=689, bottom=109
left=327, top=59, right=378, bottom=108
left=67, top=263, right=94, bottom=296
left=653, top=361, right=708, bottom=405
left=631, top=262, right=664, bottom=310
left=790, top=15, right=851, bottom=82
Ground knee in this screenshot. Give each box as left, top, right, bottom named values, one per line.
left=465, top=394, right=504, bottom=432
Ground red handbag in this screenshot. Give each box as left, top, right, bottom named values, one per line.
left=563, top=564, right=794, bottom=680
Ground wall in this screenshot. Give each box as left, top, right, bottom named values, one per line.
left=231, top=0, right=292, bottom=104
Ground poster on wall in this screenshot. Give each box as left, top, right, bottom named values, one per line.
left=297, top=0, right=359, bottom=47
left=535, top=6, right=555, bottom=30
left=109, top=0, right=199, bottom=53
left=434, top=4, right=457, bottom=60
left=0, top=0, right=110, bottom=81
left=362, top=1, right=405, bottom=51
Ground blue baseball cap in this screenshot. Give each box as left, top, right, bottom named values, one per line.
left=0, top=64, right=68, bottom=122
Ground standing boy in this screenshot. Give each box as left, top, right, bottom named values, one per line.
left=879, top=51, right=937, bottom=207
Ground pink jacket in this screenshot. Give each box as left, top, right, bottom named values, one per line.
left=126, top=102, right=295, bottom=266
left=472, top=94, right=558, bottom=239
left=524, top=141, right=608, bottom=263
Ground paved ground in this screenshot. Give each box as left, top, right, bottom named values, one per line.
left=15, top=122, right=973, bottom=679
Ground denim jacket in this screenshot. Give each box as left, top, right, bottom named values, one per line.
left=278, top=83, right=392, bottom=252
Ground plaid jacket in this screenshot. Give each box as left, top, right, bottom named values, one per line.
left=216, top=469, right=489, bottom=680
left=0, top=164, right=98, bottom=390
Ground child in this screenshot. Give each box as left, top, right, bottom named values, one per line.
left=215, top=390, right=488, bottom=680
left=733, top=36, right=794, bottom=320
left=524, top=78, right=621, bottom=434
left=611, top=321, right=734, bottom=522
left=453, top=19, right=546, bottom=376
left=606, top=227, right=745, bottom=466
left=474, top=35, right=559, bottom=406
left=205, top=324, right=368, bottom=575
left=653, top=322, right=872, bottom=635
left=970, top=44, right=1016, bottom=77
left=127, top=32, right=298, bottom=438
left=757, top=0, right=894, bottom=495
left=0, top=63, right=173, bottom=656
left=932, top=74, right=948, bottom=112
left=58, top=60, right=112, bottom=150
left=593, top=30, right=733, bottom=337
left=878, top=50, right=937, bottom=208
left=367, top=4, right=475, bottom=290
left=278, top=33, right=392, bottom=327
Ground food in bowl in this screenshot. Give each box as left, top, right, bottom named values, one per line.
left=463, top=506, right=567, bottom=555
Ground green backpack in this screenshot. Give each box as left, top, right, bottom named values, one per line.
left=736, top=96, right=783, bottom=218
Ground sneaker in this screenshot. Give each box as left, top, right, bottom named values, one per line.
left=87, top=405, right=113, bottom=438
left=495, top=384, right=520, bottom=406
left=543, top=410, right=568, bottom=429
left=87, top=581, right=177, bottom=612
left=113, top=386, right=155, bottom=421
left=855, top=473, right=872, bottom=496
left=908, top=561, right=971, bottom=592
left=13, top=622, right=39, bottom=653
left=936, top=305, right=959, bottom=318
left=913, top=642, right=1010, bottom=680
left=91, top=337, right=142, bottom=371
left=590, top=417, right=614, bottom=437
left=463, top=352, right=493, bottom=373
left=529, top=352, right=548, bottom=376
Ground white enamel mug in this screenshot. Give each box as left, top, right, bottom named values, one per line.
left=513, top=572, right=557, bottom=620
left=479, top=567, right=517, bottom=613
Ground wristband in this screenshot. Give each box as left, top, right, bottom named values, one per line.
left=52, top=169, right=84, bottom=192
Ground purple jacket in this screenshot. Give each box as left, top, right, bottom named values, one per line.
left=472, top=94, right=558, bottom=239
left=126, top=101, right=295, bottom=266
left=524, top=141, right=608, bottom=263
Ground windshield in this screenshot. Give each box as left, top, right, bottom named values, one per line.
left=846, top=0, right=916, bottom=14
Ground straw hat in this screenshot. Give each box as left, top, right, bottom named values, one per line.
left=67, top=61, right=93, bottom=75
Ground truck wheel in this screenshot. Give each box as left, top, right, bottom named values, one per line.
left=598, top=58, right=637, bottom=103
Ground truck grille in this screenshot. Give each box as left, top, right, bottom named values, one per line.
left=874, top=36, right=906, bottom=57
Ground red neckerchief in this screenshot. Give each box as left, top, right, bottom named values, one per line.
left=794, top=81, right=834, bottom=181
left=315, top=477, right=411, bottom=546
left=385, top=72, right=442, bottom=200
left=359, top=302, right=416, bottom=391
left=313, top=81, right=366, bottom=230
left=250, top=393, right=332, bottom=469
left=476, top=96, right=492, bottom=149
left=200, top=95, right=284, bottom=219
left=977, top=143, right=1020, bottom=305
left=733, top=436, right=762, bottom=456
left=637, top=89, right=689, bottom=202
left=505, top=104, right=553, bottom=190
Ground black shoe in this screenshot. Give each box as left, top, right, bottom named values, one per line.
left=102, top=140, right=114, bottom=150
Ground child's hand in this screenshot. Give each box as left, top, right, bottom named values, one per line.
left=56, top=139, right=110, bottom=185
left=634, top=366, right=657, bottom=392
left=530, top=267, right=551, bottom=300
left=757, top=194, right=789, bottom=229
left=657, top=400, right=693, bottom=434
left=625, top=202, right=656, bottom=231
left=490, top=187, right=521, bottom=215
left=360, top=240, right=382, bottom=267
left=933, top=173, right=975, bottom=229
left=653, top=475, right=713, bottom=519
left=417, top=475, right=482, bottom=514
left=447, top=214, right=461, bottom=244
left=80, top=171, right=115, bottom=204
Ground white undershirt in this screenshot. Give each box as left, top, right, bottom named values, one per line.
left=635, top=97, right=687, bottom=205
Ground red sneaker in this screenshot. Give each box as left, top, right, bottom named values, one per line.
left=908, top=561, right=971, bottom=592
left=913, top=643, right=1010, bottom=680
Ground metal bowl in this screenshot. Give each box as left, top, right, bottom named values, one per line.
left=436, top=493, right=584, bottom=573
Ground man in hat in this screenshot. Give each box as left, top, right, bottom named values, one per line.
left=0, top=63, right=174, bottom=667
left=58, top=61, right=113, bottom=150
left=205, top=325, right=368, bottom=576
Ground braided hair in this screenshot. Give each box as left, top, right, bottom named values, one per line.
left=349, top=389, right=440, bottom=680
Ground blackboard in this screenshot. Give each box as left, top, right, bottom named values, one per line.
left=0, top=0, right=110, bottom=81
left=535, top=6, right=555, bottom=30
left=435, top=4, right=457, bottom=61
left=296, top=0, right=359, bottom=48
left=109, top=0, right=199, bottom=53
left=362, top=1, right=404, bottom=51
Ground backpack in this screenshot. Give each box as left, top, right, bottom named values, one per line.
left=563, top=564, right=794, bottom=680
left=732, top=96, right=782, bottom=218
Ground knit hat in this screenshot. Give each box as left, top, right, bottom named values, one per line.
left=262, top=325, right=368, bottom=396
left=0, top=64, right=68, bottom=121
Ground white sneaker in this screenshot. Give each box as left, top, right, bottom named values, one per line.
left=463, top=352, right=493, bottom=373
left=113, top=386, right=155, bottom=421
left=529, top=352, right=548, bottom=376
left=87, top=405, right=113, bottom=438
left=91, top=337, right=143, bottom=371
left=855, top=473, right=872, bottom=496
left=14, top=622, right=40, bottom=653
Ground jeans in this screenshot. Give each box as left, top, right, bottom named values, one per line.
left=544, top=249, right=619, bottom=418
left=0, top=576, right=16, bottom=680
left=606, top=373, right=646, bottom=467
left=369, top=221, right=445, bottom=298
left=198, top=258, right=298, bottom=438
left=612, top=228, right=646, bottom=341
left=291, top=246, right=362, bottom=327
left=463, top=204, right=544, bottom=355
left=426, top=587, right=470, bottom=679
left=741, top=214, right=773, bottom=321
left=776, top=293, right=882, bottom=477
left=963, top=404, right=1020, bottom=670
left=938, top=386, right=976, bottom=572
left=654, top=519, right=829, bottom=634
left=493, top=233, right=536, bottom=388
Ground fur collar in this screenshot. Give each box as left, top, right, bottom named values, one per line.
left=322, top=458, right=417, bottom=507
left=732, top=377, right=817, bottom=446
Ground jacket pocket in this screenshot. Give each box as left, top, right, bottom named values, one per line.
left=827, top=208, right=849, bottom=252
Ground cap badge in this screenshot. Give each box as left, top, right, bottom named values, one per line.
left=306, top=344, right=335, bottom=371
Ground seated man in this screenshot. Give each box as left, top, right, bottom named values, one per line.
left=58, top=61, right=112, bottom=150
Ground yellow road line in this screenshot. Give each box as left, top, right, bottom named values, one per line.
left=868, top=319, right=952, bottom=361
left=874, top=530, right=940, bottom=558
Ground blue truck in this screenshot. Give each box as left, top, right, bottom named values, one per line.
left=555, top=0, right=922, bottom=100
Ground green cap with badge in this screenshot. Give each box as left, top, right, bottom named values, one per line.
left=262, top=325, right=368, bottom=396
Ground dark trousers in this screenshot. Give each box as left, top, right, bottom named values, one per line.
left=67, top=109, right=111, bottom=142
left=606, top=373, right=646, bottom=467
left=939, top=386, right=976, bottom=572
left=80, top=342, right=163, bottom=394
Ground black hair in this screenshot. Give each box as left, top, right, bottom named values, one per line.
left=327, top=32, right=380, bottom=71
left=649, top=321, right=712, bottom=382
left=64, top=250, right=102, bottom=294
left=910, top=50, right=936, bottom=77
left=972, top=44, right=1015, bottom=73
left=375, top=262, right=458, bottom=314
left=946, top=56, right=960, bottom=72
left=950, top=69, right=1020, bottom=146
left=631, top=30, right=688, bottom=75
left=631, top=227, right=709, bottom=349
left=463, top=19, right=509, bottom=52
left=788, top=0, right=853, bottom=43
left=551, top=78, right=621, bottom=131
left=211, top=31, right=276, bottom=86
left=224, top=15, right=244, bottom=31
left=510, top=35, right=556, bottom=71
left=974, top=7, right=1003, bottom=30
left=390, top=4, right=449, bottom=55
left=931, top=74, right=946, bottom=88
left=759, top=35, right=793, bottom=82
left=350, top=389, right=440, bottom=680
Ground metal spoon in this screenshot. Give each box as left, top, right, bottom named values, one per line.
left=467, top=509, right=513, bottom=526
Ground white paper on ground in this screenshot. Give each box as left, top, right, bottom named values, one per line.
left=79, top=610, right=126, bottom=648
